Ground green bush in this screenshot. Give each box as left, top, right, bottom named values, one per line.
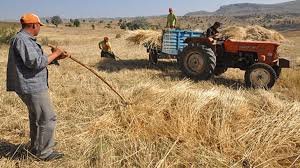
left=0, top=27, right=17, bottom=45
left=120, top=22, right=127, bottom=30
left=105, top=23, right=112, bottom=29
left=121, top=18, right=151, bottom=30
left=51, top=16, right=63, bottom=27
left=118, top=19, right=123, bottom=26
left=73, top=19, right=80, bottom=27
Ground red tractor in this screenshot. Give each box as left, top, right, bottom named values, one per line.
left=179, top=37, right=290, bottom=89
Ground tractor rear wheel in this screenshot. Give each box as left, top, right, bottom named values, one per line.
left=245, top=63, right=277, bottom=89
left=179, top=45, right=216, bottom=80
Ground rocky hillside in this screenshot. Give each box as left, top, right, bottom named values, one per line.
left=186, top=0, right=300, bottom=16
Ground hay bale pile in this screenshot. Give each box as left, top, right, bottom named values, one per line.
left=126, top=30, right=162, bottom=47
left=222, top=25, right=286, bottom=42
left=126, top=26, right=285, bottom=48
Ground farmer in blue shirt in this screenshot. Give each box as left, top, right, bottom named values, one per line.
left=6, top=13, right=67, bottom=161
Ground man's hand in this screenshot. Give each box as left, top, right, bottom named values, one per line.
left=57, top=51, right=70, bottom=60
left=51, top=47, right=70, bottom=59
left=213, top=33, right=224, bottom=40
left=51, top=47, right=63, bottom=58
left=47, top=45, right=68, bottom=65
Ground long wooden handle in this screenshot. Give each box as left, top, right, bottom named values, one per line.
left=48, top=44, right=127, bottom=104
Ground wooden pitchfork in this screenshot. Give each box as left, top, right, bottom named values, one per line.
left=48, top=44, right=128, bottom=105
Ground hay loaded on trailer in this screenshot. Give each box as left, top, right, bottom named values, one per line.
left=146, top=29, right=290, bottom=89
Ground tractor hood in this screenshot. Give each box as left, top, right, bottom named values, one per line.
left=226, top=39, right=280, bottom=47
left=224, top=39, right=280, bottom=54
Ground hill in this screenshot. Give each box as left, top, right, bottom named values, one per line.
left=185, top=0, right=300, bottom=16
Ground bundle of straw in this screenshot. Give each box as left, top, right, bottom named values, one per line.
left=221, top=25, right=286, bottom=42
left=126, top=30, right=162, bottom=47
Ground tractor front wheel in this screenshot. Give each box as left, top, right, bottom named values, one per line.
left=179, top=46, right=216, bottom=80
left=245, top=63, right=277, bottom=89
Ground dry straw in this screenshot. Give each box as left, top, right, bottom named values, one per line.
left=1, top=24, right=299, bottom=168
left=126, top=30, right=162, bottom=47
left=126, top=26, right=286, bottom=48
left=88, top=81, right=300, bottom=167
left=221, top=25, right=286, bottom=42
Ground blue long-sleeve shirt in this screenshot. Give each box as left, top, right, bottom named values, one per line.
left=6, top=30, right=49, bottom=94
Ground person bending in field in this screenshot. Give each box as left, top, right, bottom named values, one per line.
left=98, top=37, right=116, bottom=60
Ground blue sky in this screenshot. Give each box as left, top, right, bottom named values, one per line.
left=0, top=0, right=292, bottom=20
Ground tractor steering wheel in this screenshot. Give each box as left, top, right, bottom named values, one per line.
left=216, top=35, right=230, bottom=41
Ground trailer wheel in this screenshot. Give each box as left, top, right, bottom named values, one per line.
left=149, top=51, right=158, bottom=64
left=245, top=63, right=277, bottom=89
left=179, top=46, right=216, bottom=80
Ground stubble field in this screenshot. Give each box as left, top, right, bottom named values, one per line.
left=0, top=24, right=300, bottom=167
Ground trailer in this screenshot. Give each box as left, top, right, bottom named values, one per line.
left=146, top=29, right=205, bottom=64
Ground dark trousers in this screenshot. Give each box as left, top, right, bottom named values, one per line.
left=101, top=51, right=116, bottom=60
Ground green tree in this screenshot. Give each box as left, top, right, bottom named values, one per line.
left=124, top=18, right=151, bottom=30
left=105, top=23, right=112, bottom=29
left=51, top=16, right=63, bottom=27
left=120, top=22, right=127, bottom=30
left=73, top=19, right=80, bottom=27
left=118, top=19, right=123, bottom=26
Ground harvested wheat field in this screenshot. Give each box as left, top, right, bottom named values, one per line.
left=0, top=24, right=300, bottom=168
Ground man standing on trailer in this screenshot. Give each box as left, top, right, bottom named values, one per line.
left=166, top=8, right=177, bottom=29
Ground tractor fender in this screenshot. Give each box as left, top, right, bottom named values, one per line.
left=278, top=58, right=290, bottom=68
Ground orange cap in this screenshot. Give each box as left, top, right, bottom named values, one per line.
left=20, top=13, right=45, bottom=26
